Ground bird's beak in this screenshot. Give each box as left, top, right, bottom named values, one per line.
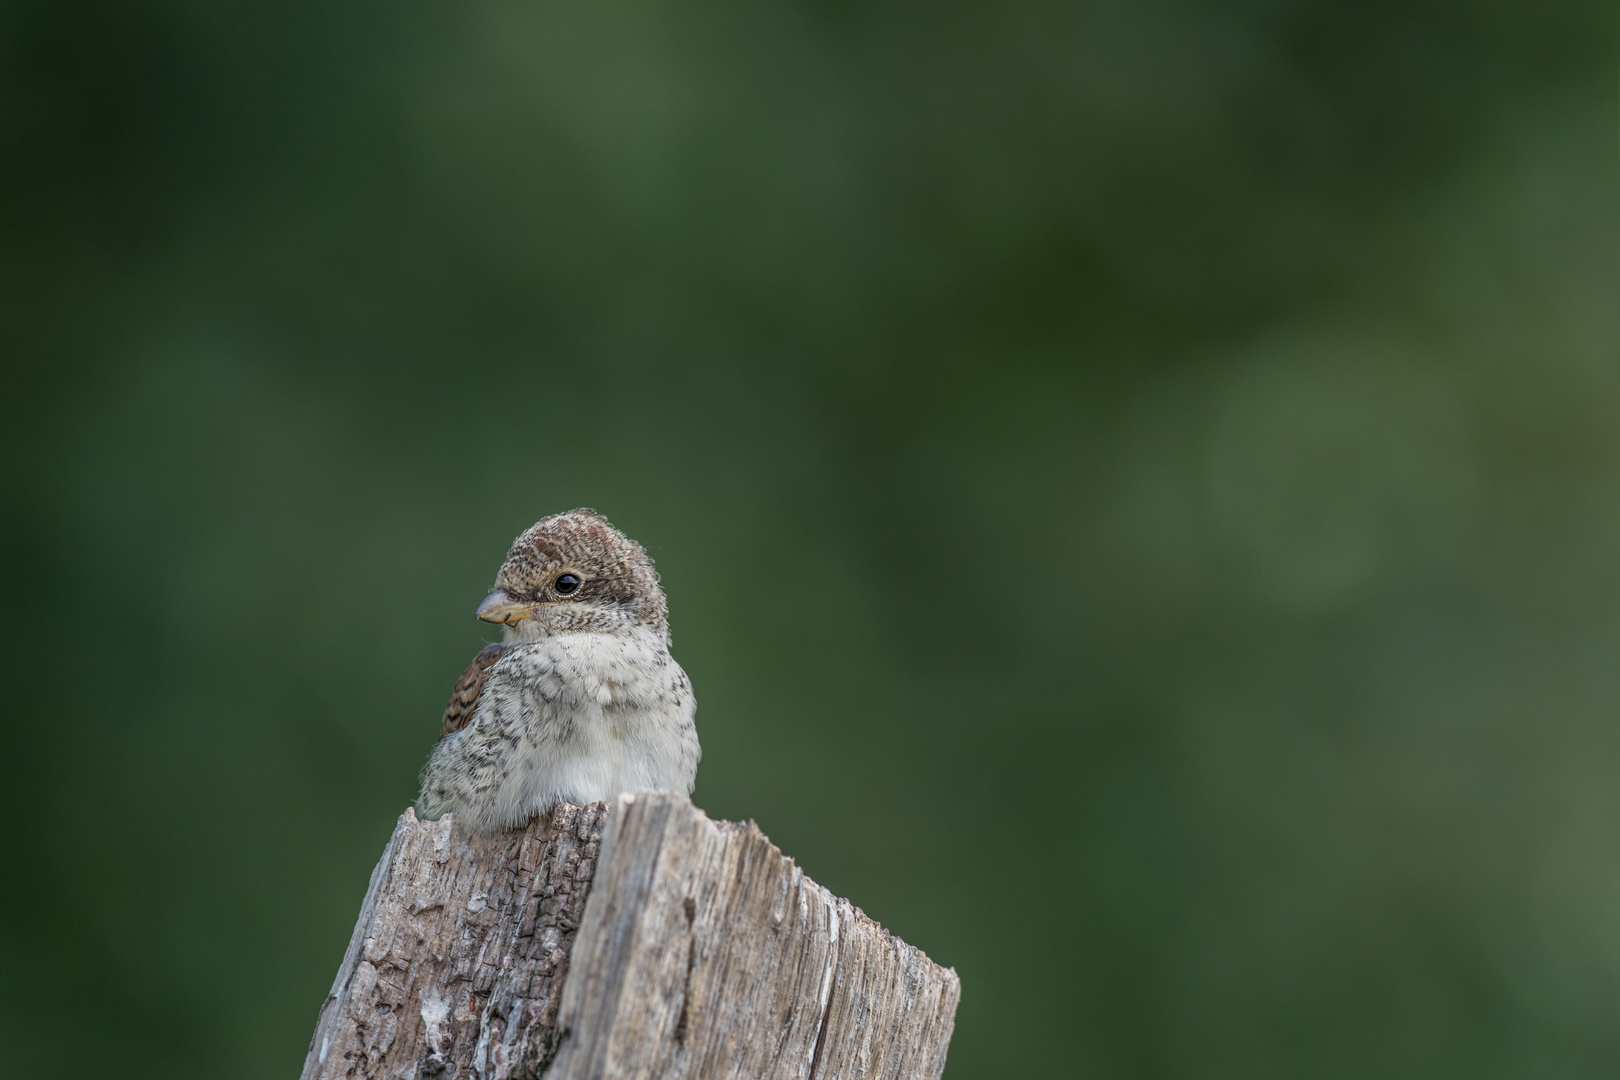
left=476, top=589, right=539, bottom=624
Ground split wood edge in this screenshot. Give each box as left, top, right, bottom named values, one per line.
left=302, top=793, right=959, bottom=1080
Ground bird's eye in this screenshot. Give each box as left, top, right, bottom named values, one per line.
left=555, top=573, right=582, bottom=595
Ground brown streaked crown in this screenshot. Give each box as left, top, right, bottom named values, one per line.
left=494, top=508, right=669, bottom=634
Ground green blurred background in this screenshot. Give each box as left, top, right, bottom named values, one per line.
left=2, top=0, right=1616, bottom=1076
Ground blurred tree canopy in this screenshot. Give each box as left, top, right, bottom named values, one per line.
left=1, top=0, right=1616, bottom=1076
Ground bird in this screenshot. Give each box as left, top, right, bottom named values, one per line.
left=417, top=509, right=699, bottom=834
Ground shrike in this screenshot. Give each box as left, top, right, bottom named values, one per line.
left=418, top=509, right=699, bottom=834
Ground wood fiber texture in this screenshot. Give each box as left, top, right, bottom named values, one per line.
left=302, top=794, right=959, bottom=1080
left=301, top=802, right=609, bottom=1080
left=549, top=793, right=960, bottom=1080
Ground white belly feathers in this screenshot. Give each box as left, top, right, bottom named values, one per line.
left=417, top=629, right=699, bottom=834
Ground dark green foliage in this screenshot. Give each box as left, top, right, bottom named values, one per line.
left=0, top=0, right=1615, bottom=1076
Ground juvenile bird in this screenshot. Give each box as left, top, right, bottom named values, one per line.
left=417, top=509, right=699, bottom=834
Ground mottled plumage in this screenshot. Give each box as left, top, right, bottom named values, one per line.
left=417, top=509, right=699, bottom=834
left=441, top=643, right=504, bottom=737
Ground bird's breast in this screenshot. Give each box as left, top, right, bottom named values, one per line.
left=423, top=629, right=699, bottom=831
left=472, top=631, right=695, bottom=756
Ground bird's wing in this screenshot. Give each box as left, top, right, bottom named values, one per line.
left=441, top=643, right=505, bottom=738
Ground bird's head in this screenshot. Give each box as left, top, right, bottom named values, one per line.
left=475, top=509, right=669, bottom=642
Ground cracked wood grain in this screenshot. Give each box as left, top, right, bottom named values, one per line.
left=301, top=802, right=609, bottom=1080
left=302, top=794, right=959, bottom=1080
left=549, top=792, right=959, bottom=1080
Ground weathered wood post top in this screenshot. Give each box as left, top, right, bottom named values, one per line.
left=303, top=792, right=960, bottom=1079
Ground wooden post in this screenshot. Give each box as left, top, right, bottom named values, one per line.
left=302, top=792, right=960, bottom=1080
left=302, top=801, right=608, bottom=1079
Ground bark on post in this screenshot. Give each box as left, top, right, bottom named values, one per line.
left=302, top=793, right=960, bottom=1080
left=302, top=802, right=609, bottom=1080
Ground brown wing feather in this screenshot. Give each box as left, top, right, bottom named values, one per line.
left=440, top=643, right=505, bottom=737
